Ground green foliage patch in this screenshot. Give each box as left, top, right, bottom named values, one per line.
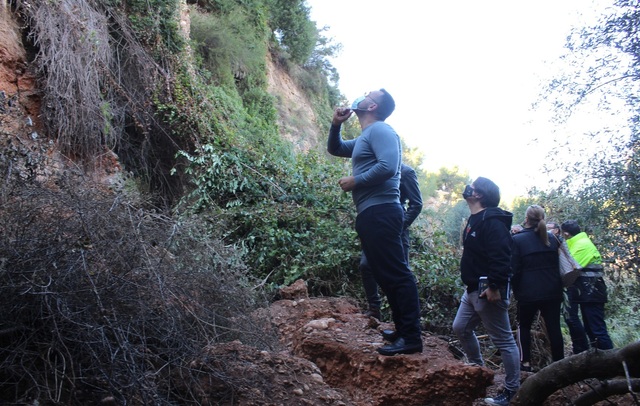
left=177, top=140, right=362, bottom=296
left=190, top=5, right=268, bottom=90
left=411, top=226, right=464, bottom=334
left=126, top=0, right=186, bottom=52
left=266, top=0, right=317, bottom=64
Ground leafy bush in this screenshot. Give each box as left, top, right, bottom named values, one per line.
left=411, top=225, right=465, bottom=334
left=178, top=144, right=361, bottom=295
left=267, top=0, right=317, bottom=64
left=605, top=277, right=640, bottom=346
left=435, top=200, right=469, bottom=246
left=126, top=0, right=186, bottom=52
left=190, top=6, right=268, bottom=89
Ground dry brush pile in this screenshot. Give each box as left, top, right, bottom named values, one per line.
left=0, top=171, right=279, bottom=404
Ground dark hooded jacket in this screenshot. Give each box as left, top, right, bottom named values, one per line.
left=460, top=207, right=513, bottom=293
left=511, top=228, right=563, bottom=303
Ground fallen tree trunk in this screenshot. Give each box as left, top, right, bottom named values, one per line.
left=573, top=378, right=640, bottom=406
left=512, top=341, right=640, bottom=406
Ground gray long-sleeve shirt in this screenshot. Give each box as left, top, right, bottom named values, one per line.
left=327, top=121, right=401, bottom=214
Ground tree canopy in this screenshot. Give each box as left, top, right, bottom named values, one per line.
left=540, top=0, right=640, bottom=284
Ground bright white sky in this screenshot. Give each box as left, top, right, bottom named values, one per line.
left=307, top=0, right=609, bottom=202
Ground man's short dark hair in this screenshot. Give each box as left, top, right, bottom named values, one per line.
left=473, top=177, right=500, bottom=208
left=561, top=220, right=581, bottom=237
left=376, top=88, right=396, bottom=120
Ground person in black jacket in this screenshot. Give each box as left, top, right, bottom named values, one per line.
left=360, top=163, right=423, bottom=319
left=452, top=177, right=519, bottom=406
left=511, top=205, right=564, bottom=372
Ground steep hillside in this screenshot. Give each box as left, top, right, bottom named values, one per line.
left=5, top=3, right=638, bottom=406
left=0, top=3, right=321, bottom=184
left=0, top=3, right=493, bottom=405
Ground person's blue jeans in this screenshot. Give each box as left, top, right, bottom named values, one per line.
left=564, top=287, right=613, bottom=352
left=453, top=290, right=520, bottom=392
left=356, top=203, right=421, bottom=345
left=564, top=294, right=590, bottom=354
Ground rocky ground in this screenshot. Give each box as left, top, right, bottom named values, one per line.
left=184, top=280, right=639, bottom=406
left=186, top=280, right=498, bottom=405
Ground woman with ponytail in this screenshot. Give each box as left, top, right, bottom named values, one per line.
left=511, top=205, right=564, bottom=372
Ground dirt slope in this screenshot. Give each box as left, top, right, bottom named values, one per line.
left=184, top=280, right=496, bottom=405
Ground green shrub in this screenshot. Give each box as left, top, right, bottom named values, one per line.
left=217, top=152, right=359, bottom=294
left=126, top=0, right=185, bottom=52
left=267, top=0, right=317, bottom=64
left=411, top=225, right=464, bottom=334
left=190, top=6, right=268, bottom=89
left=603, top=276, right=640, bottom=346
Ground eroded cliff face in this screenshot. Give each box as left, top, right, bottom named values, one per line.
left=0, top=6, right=39, bottom=133
left=1, top=7, right=125, bottom=187
left=0, top=3, right=322, bottom=174
left=0, top=7, right=28, bottom=93
left=265, top=56, right=323, bottom=153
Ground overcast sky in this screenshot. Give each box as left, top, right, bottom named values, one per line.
left=307, top=0, right=608, bottom=201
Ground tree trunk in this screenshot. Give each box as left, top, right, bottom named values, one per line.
left=573, top=378, right=640, bottom=406
left=512, top=341, right=640, bottom=406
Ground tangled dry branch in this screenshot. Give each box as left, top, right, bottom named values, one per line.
left=0, top=172, right=279, bottom=404
left=17, top=0, right=193, bottom=204
left=29, top=0, right=115, bottom=158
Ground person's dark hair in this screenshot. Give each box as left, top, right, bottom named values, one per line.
left=526, top=205, right=549, bottom=246
left=561, top=220, right=581, bottom=237
left=472, top=177, right=500, bottom=208
left=376, top=88, right=396, bottom=120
